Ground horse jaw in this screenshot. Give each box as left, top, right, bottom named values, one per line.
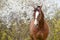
left=34, top=11, right=39, bottom=26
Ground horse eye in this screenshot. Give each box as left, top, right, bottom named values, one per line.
left=38, top=10, right=39, bottom=11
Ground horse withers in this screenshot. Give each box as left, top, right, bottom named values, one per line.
left=29, top=6, right=49, bottom=40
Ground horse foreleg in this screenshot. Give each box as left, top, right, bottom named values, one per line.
left=30, top=35, right=34, bottom=40
left=30, top=37, right=34, bottom=40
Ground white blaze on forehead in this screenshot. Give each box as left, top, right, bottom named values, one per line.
left=35, top=11, right=39, bottom=18
left=34, top=11, right=39, bottom=26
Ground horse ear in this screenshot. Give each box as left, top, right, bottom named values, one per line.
left=32, top=5, right=35, bottom=9
left=40, top=3, right=43, bottom=8
left=30, top=1, right=35, bottom=9
left=40, top=5, right=42, bottom=8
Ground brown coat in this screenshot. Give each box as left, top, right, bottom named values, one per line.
left=29, top=19, right=49, bottom=40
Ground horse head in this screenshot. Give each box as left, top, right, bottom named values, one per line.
left=33, top=6, right=44, bottom=27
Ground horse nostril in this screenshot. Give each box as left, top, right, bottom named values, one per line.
left=37, top=24, right=38, bottom=25
left=34, top=23, right=38, bottom=27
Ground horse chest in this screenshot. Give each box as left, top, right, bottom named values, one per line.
left=30, top=26, right=44, bottom=35
left=30, top=26, right=38, bottom=34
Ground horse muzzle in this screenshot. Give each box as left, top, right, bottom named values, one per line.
left=34, top=19, right=38, bottom=27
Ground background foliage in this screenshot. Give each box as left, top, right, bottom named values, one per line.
left=0, top=0, right=60, bottom=40
left=0, top=10, right=60, bottom=40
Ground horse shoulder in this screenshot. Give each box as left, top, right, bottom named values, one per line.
left=43, top=20, right=49, bottom=38
left=29, top=19, right=34, bottom=32
left=29, top=19, right=34, bottom=28
left=44, top=20, right=49, bottom=30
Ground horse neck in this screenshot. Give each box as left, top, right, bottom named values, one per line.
left=38, top=11, right=44, bottom=29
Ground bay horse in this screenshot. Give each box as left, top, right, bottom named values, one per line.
left=29, top=6, right=49, bottom=40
